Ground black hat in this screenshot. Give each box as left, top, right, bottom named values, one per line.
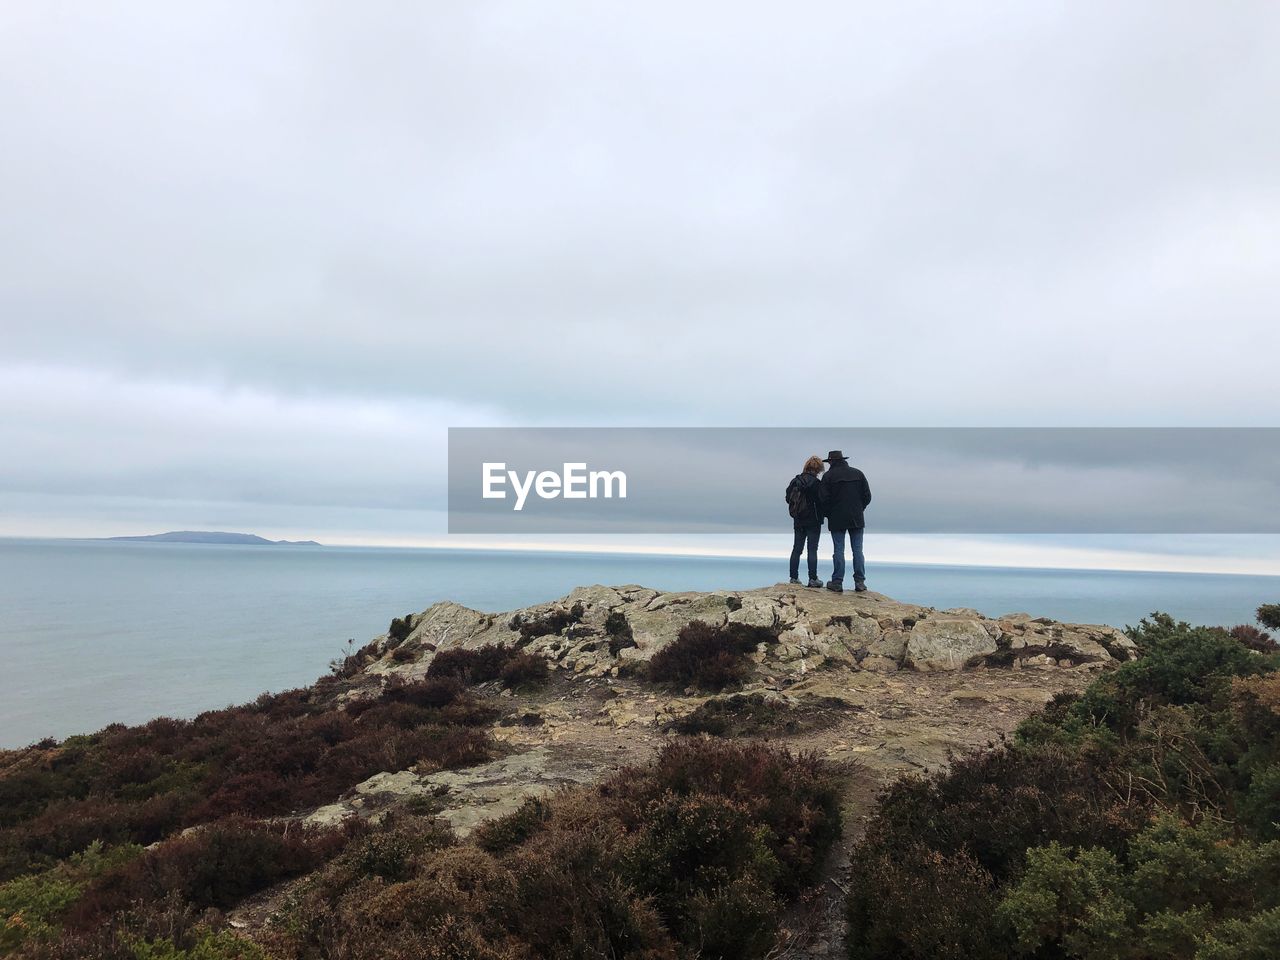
left=823, top=450, right=847, bottom=463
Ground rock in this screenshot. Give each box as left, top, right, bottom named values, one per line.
left=905, top=619, right=998, bottom=671
left=358, top=583, right=1127, bottom=685
left=305, top=748, right=598, bottom=837
left=867, top=628, right=908, bottom=663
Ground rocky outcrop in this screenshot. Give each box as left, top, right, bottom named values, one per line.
left=358, top=583, right=1138, bottom=687
left=306, top=747, right=599, bottom=836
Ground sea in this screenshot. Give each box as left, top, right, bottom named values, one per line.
left=1, top=537, right=1277, bottom=749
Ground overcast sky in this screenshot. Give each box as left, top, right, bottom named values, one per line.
left=2, top=2, right=1278, bottom=572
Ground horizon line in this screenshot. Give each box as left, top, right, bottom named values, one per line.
left=5, top=533, right=1279, bottom=579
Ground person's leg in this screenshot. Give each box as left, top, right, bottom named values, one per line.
left=830, top=528, right=846, bottom=584
left=852, top=527, right=866, bottom=586
left=789, top=527, right=804, bottom=581
left=805, top=524, right=820, bottom=582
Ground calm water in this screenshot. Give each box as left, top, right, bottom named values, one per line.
left=1, top=537, right=1277, bottom=748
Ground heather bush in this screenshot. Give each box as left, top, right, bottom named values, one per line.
left=74, top=817, right=355, bottom=923
left=472, top=797, right=550, bottom=855
left=605, top=610, right=637, bottom=655
left=497, top=651, right=549, bottom=689
left=1231, top=624, right=1277, bottom=653
left=0, top=673, right=497, bottom=945
left=426, top=643, right=514, bottom=683
left=425, top=644, right=549, bottom=690
left=646, top=621, right=778, bottom=691
left=387, top=613, right=415, bottom=645
left=514, top=603, right=584, bottom=644
left=272, top=741, right=840, bottom=960
left=669, top=692, right=840, bottom=737
left=608, top=739, right=842, bottom=896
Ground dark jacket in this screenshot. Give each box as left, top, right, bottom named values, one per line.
left=819, top=461, right=872, bottom=530
left=785, top=472, right=823, bottom=528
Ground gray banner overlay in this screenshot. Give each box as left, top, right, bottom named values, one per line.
left=447, top=428, right=1280, bottom=534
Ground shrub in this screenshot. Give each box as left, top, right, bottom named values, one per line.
left=996, top=842, right=1131, bottom=959
left=0, top=841, right=142, bottom=953
left=425, top=644, right=549, bottom=690
left=1258, top=604, right=1280, bottom=633
left=426, top=643, right=513, bottom=683
left=607, top=740, right=842, bottom=896
left=496, top=652, right=549, bottom=690
left=387, top=614, right=416, bottom=645
left=668, top=693, right=841, bottom=738
left=515, top=604, right=584, bottom=644
left=605, top=611, right=637, bottom=655
left=0, top=678, right=495, bottom=885
left=271, top=741, right=839, bottom=960
left=473, top=798, right=550, bottom=855
left=1232, top=624, right=1277, bottom=652
left=129, top=928, right=270, bottom=960
left=1023, top=613, right=1277, bottom=743
left=846, top=843, right=1001, bottom=960
left=74, top=818, right=355, bottom=923
left=846, top=609, right=1280, bottom=960
left=646, top=621, right=778, bottom=691
left=991, top=817, right=1280, bottom=960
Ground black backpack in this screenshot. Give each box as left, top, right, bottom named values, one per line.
left=786, top=475, right=812, bottom=520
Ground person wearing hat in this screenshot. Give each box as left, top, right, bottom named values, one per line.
left=817, top=450, right=872, bottom=593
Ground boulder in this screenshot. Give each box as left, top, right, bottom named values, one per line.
left=905, top=619, right=998, bottom=671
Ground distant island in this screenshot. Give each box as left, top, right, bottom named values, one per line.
left=105, top=530, right=321, bottom=546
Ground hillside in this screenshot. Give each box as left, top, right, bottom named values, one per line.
left=10, top=582, right=1248, bottom=960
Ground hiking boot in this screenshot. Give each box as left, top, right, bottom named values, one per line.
left=854, top=582, right=868, bottom=593
left=789, top=577, right=802, bottom=585
left=806, top=578, right=823, bottom=588
left=825, top=581, right=843, bottom=593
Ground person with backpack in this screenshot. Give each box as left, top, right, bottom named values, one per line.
left=817, top=450, right=872, bottom=593
left=785, top=455, right=825, bottom=587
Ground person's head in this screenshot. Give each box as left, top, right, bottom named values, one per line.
left=803, top=455, right=824, bottom=475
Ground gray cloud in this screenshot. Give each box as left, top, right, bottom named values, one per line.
left=1, top=2, right=1278, bottom=553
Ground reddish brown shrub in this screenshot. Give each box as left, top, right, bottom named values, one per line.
left=1230, top=624, right=1277, bottom=652
left=71, top=817, right=359, bottom=927
left=497, top=652, right=549, bottom=689
left=646, top=621, right=778, bottom=691
left=426, top=644, right=516, bottom=684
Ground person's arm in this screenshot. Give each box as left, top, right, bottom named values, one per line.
left=861, top=473, right=872, bottom=509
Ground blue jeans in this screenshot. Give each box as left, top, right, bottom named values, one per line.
left=830, top=527, right=865, bottom=585
left=790, top=524, right=821, bottom=581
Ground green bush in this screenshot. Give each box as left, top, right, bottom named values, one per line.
left=0, top=841, right=141, bottom=952
left=846, top=609, right=1280, bottom=960
left=1258, top=605, right=1280, bottom=633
